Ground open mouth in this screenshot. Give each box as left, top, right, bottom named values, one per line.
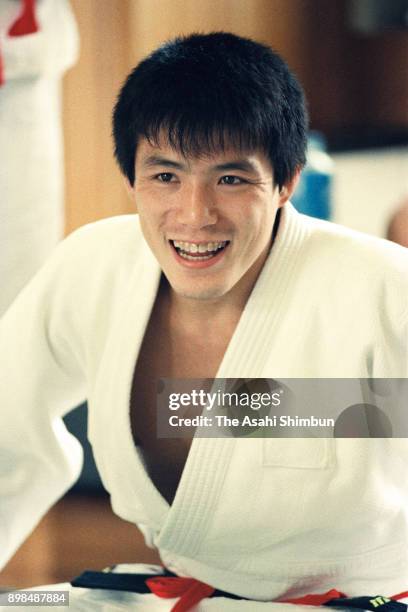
left=170, top=240, right=230, bottom=261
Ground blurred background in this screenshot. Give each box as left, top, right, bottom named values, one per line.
left=62, top=0, right=408, bottom=237
left=1, top=0, right=407, bottom=590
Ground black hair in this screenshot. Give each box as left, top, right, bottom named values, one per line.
left=112, top=32, right=308, bottom=188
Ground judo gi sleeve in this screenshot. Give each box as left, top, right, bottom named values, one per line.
left=0, top=231, right=88, bottom=570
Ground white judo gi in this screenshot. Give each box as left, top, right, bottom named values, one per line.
left=0, top=203, right=408, bottom=608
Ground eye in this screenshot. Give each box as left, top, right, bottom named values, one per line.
left=219, top=175, right=246, bottom=186
left=154, top=172, right=176, bottom=183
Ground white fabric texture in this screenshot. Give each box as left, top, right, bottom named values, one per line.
left=0, top=204, right=408, bottom=603
left=0, top=0, right=79, bottom=314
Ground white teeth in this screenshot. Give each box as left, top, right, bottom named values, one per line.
left=178, top=252, right=215, bottom=261
left=172, top=240, right=227, bottom=254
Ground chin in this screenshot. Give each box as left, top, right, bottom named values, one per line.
left=170, top=281, right=229, bottom=301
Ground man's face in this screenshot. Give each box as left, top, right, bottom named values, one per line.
left=131, top=137, right=294, bottom=302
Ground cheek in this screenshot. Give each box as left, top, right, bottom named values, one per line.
left=135, top=195, right=165, bottom=233
left=238, top=203, right=277, bottom=254
left=136, top=207, right=161, bottom=247
left=239, top=201, right=274, bottom=234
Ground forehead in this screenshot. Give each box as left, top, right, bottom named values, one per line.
left=135, top=136, right=273, bottom=173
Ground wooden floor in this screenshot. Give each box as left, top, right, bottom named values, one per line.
left=0, top=493, right=161, bottom=589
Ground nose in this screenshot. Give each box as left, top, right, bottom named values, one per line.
left=174, top=182, right=218, bottom=229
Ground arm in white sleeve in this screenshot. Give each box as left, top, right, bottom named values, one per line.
left=0, top=231, right=89, bottom=570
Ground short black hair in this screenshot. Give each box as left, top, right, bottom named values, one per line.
left=113, top=32, right=308, bottom=188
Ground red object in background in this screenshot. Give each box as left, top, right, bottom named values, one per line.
left=0, top=42, right=4, bottom=86
left=8, top=0, right=38, bottom=37
left=0, top=0, right=39, bottom=87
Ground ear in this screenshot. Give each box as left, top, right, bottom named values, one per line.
left=278, top=167, right=302, bottom=207
left=123, top=177, right=137, bottom=212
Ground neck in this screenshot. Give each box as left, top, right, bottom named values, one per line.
left=156, top=280, right=238, bottom=339
left=163, top=245, right=268, bottom=340
left=169, top=286, right=243, bottom=334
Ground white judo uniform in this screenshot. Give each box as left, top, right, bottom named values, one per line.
left=0, top=203, right=408, bottom=608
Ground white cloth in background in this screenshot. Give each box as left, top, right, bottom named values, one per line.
left=0, top=0, right=78, bottom=314
left=0, top=204, right=408, bottom=601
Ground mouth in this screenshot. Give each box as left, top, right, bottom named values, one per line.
left=169, top=239, right=230, bottom=267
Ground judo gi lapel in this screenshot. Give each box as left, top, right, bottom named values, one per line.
left=156, top=204, right=312, bottom=556
left=90, top=218, right=169, bottom=530
left=93, top=206, right=311, bottom=550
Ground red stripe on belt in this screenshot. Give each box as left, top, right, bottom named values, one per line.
left=146, top=576, right=214, bottom=611
left=147, top=575, right=408, bottom=611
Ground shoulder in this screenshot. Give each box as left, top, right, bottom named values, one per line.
left=304, top=214, right=407, bottom=262
left=19, top=215, right=149, bottom=306
left=46, top=214, right=148, bottom=276
left=62, top=215, right=143, bottom=256
left=299, top=214, right=408, bottom=322
left=302, top=214, right=408, bottom=275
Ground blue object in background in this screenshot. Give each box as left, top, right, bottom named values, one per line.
left=291, top=131, right=334, bottom=220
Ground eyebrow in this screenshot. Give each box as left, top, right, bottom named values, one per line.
left=141, top=155, right=187, bottom=170
left=212, top=160, right=259, bottom=174
left=140, top=155, right=260, bottom=175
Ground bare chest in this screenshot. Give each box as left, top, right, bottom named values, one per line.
left=129, top=306, right=227, bottom=505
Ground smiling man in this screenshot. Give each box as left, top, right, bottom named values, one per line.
left=1, top=32, right=408, bottom=610
left=131, top=141, right=293, bottom=302
left=127, top=137, right=298, bottom=507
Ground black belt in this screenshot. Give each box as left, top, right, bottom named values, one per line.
left=71, top=569, right=242, bottom=599
left=71, top=570, right=408, bottom=610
